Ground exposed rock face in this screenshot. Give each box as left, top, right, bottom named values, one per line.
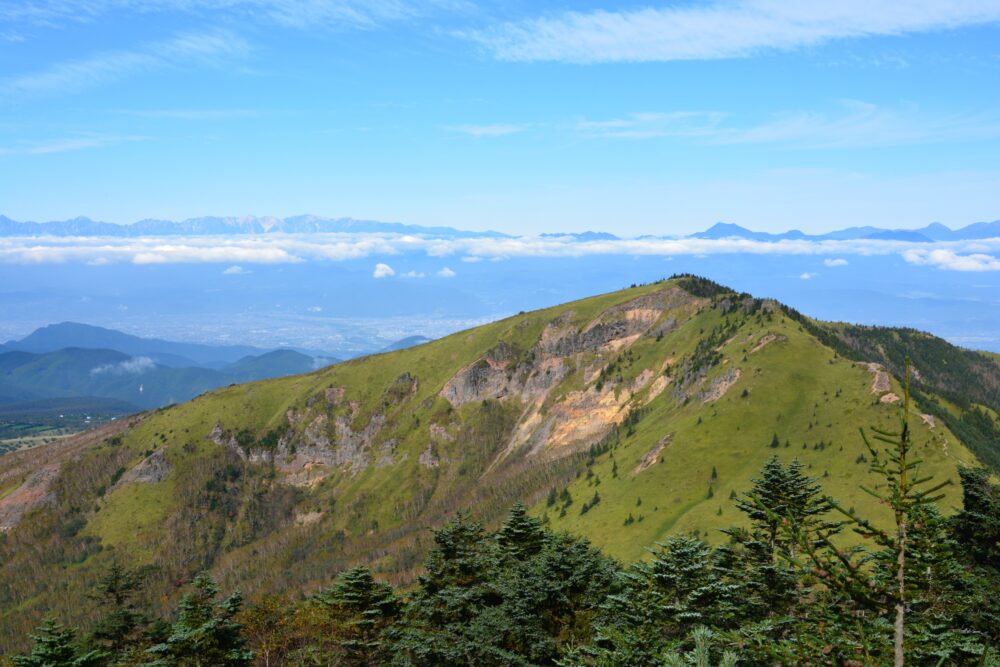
left=0, top=465, right=58, bottom=531
left=429, top=423, right=454, bottom=442
left=332, top=414, right=385, bottom=473
left=634, top=435, right=671, bottom=474
left=375, top=439, right=399, bottom=468
left=863, top=362, right=892, bottom=394
left=294, top=511, right=323, bottom=526
left=383, top=373, right=419, bottom=405
left=209, top=410, right=389, bottom=485
left=698, top=368, right=742, bottom=403
left=113, top=449, right=170, bottom=489
left=419, top=443, right=440, bottom=468
left=751, top=333, right=786, bottom=354
left=0, top=418, right=141, bottom=532
left=325, top=386, right=345, bottom=408
left=443, top=286, right=702, bottom=465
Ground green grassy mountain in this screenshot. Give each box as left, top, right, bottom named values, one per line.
left=0, top=347, right=327, bottom=410
left=1, top=275, right=997, bottom=649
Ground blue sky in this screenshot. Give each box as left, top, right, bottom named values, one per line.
left=2, top=1, right=1000, bottom=235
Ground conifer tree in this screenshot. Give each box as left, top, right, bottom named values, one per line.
left=145, top=574, right=252, bottom=667
left=86, top=564, right=151, bottom=661
left=315, top=566, right=399, bottom=666
left=495, top=502, right=544, bottom=559
left=662, top=627, right=738, bottom=667
left=573, top=535, right=741, bottom=665
left=734, top=456, right=831, bottom=558
left=388, top=513, right=492, bottom=666
left=951, top=466, right=1000, bottom=566
left=13, top=618, right=104, bottom=667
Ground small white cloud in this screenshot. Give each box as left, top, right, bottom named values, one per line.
left=902, top=249, right=1000, bottom=272
left=824, top=258, right=849, bottom=267
left=800, top=272, right=817, bottom=280
left=437, top=266, right=457, bottom=278
left=461, top=256, right=482, bottom=263
left=373, top=262, right=395, bottom=278
left=222, top=265, right=249, bottom=275
left=308, top=305, right=323, bottom=312
left=400, top=270, right=426, bottom=278
left=91, top=356, right=155, bottom=376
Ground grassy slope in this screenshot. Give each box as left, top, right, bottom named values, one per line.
left=83, top=285, right=655, bottom=561
left=0, top=278, right=990, bottom=647
left=540, top=307, right=975, bottom=562
left=80, top=279, right=979, bottom=566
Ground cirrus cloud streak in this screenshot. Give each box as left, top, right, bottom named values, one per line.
left=469, top=1, right=1000, bottom=64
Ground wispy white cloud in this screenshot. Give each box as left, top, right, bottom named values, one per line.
left=0, top=134, right=146, bottom=156
left=437, top=266, right=456, bottom=277
left=799, top=272, right=817, bottom=279
left=2, top=0, right=462, bottom=31
left=222, top=264, right=250, bottom=275
left=578, top=102, right=1000, bottom=148
left=400, top=270, right=426, bottom=278
left=824, top=258, right=849, bottom=267
left=0, top=30, right=248, bottom=99
left=373, top=262, right=395, bottom=278
left=577, top=112, right=725, bottom=139
left=902, top=248, right=1000, bottom=272
left=90, top=356, right=155, bottom=376
left=469, top=1, right=1000, bottom=64
left=447, top=123, right=525, bottom=137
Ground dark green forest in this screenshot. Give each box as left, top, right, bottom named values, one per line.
left=6, top=396, right=1000, bottom=667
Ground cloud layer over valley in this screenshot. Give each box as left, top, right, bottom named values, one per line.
left=2, top=232, right=1000, bottom=272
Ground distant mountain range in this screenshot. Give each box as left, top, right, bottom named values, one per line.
left=0, top=323, right=447, bottom=414
left=0, top=323, right=341, bottom=411
left=0, top=347, right=332, bottom=410
left=0, top=215, right=508, bottom=238
left=380, top=335, right=433, bottom=352
left=2, top=322, right=292, bottom=367
left=2, top=214, right=998, bottom=242
left=687, top=220, right=1000, bottom=242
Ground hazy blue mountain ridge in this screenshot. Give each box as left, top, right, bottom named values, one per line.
left=0, top=215, right=509, bottom=238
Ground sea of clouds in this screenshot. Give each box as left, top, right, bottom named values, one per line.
left=2, top=233, right=1000, bottom=272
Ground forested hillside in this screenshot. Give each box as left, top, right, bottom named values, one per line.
left=1, top=275, right=998, bottom=659
left=7, top=455, right=1000, bottom=665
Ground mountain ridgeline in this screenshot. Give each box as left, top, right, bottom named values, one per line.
left=1, top=275, right=998, bottom=653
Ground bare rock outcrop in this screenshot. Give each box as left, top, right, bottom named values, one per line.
left=419, top=443, right=440, bottom=468
left=698, top=368, right=742, bottom=403
left=634, top=435, right=671, bottom=474
left=863, top=362, right=892, bottom=394
left=0, top=465, right=58, bottom=532
left=113, top=449, right=170, bottom=490
left=429, top=423, right=454, bottom=442
left=750, top=333, right=786, bottom=354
